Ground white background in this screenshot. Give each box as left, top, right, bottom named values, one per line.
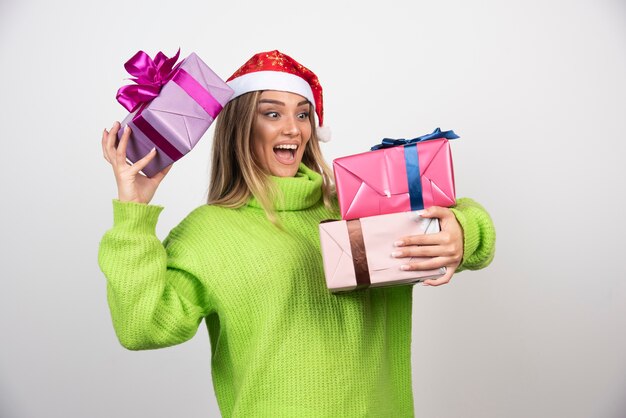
left=1, top=0, right=625, bottom=417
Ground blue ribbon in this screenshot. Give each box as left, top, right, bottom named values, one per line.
left=370, top=127, right=460, bottom=151
left=404, top=144, right=424, bottom=210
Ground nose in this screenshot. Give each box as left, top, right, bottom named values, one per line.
left=281, top=115, right=299, bottom=137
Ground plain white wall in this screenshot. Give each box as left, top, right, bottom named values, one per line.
left=1, top=0, right=625, bottom=417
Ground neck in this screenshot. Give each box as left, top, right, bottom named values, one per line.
left=247, top=164, right=323, bottom=211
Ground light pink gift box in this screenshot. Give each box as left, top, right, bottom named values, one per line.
left=333, top=137, right=456, bottom=220
left=319, top=210, right=446, bottom=293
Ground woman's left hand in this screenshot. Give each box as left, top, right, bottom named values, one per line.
left=392, top=206, right=464, bottom=286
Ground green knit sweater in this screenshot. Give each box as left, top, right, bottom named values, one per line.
left=98, top=164, right=495, bottom=417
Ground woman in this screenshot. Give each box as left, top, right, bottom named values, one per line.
left=99, top=50, right=495, bottom=417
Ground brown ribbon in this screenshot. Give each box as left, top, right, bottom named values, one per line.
left=346, top=219, right=371, bottom=289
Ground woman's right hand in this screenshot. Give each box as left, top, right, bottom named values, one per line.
left=102, top=121, right=173, bottom=204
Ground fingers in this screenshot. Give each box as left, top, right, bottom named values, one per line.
left=132, top=147, right=157, bottom=172
left=395, top=232, right=447, bottom=247
left=103, top=122, right=121, bottom=165
left=422, top=267, right=454, bottom=287
left=393, top=206, right=460, bottom=288
left=392, top=243, right=456, bottom=258
left=399, top=256, right=451, bottom=271
left=102, top=122, right=166, bottom=180
left=395, top=209, right=453, bottom=246
left=420, top=206, right=453, bottom=219
left=115, top=125, right=132, bottom=166
left=101, top=129, right=110, bottom=163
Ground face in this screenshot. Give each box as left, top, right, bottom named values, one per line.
left=251, top=90, right=312, bottom=177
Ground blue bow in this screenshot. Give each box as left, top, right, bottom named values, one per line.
left=370, top=127, right=460, bottom=151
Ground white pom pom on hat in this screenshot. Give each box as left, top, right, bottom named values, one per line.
left=316, top=125, right=331, bottom=143
left=226, top=50, right=331, bottom=142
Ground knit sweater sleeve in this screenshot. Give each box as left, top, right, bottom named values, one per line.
left=97, top=200, right=210, bottom=351
left=449, top=197, right=496, bottom=273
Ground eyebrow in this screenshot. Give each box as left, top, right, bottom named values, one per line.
left=258, top=99, right=309, bottom=106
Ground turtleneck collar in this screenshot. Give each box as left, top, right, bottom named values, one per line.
left=247, top=164, right=323, bottom=211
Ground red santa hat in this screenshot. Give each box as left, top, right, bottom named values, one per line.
left=226, top=50, right=331, bottom=142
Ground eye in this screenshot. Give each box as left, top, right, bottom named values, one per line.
left=265, top=111, right=279, bottom=118
left=297, top=111, right=310, bottom=120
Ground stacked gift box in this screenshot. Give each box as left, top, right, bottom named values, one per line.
left=319, top=128, right=460, bottom=292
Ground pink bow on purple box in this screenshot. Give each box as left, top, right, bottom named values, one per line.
left=116, top=49, right=233, bottom=177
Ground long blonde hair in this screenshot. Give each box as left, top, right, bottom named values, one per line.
left=207, top=91, right=335, bottom=222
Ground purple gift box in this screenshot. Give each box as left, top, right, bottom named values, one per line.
left=116, top=50, right=234, bottom=177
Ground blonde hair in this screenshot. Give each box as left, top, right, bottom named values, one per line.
left=207, top=91, right=335, bottom=223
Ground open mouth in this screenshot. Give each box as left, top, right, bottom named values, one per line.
left=273, top=144, right=298, bottom=164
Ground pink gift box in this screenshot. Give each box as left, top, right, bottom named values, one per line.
left=116, top=51, right=233, bottom=177
left=319, top=210, right=446, bottom=293
left=333, top=136, right=456, bottom=220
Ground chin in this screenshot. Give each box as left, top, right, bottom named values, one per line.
left=270, top=164, right=300, bottom=177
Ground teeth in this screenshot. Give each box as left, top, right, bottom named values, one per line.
left=274, top=144, right=298, bottom=150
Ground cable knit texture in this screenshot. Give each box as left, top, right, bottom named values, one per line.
left=98, top=164, right=495, bottom=417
